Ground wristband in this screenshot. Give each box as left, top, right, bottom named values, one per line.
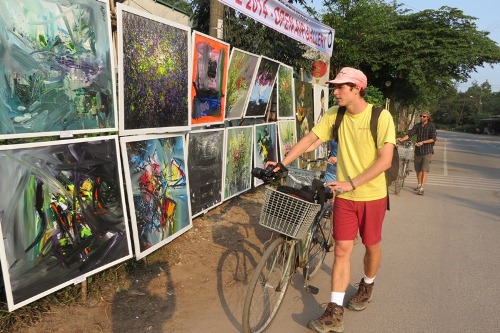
left=348, top=177, right=356, bottom=190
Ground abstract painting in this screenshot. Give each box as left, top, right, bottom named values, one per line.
left=0, top=0, right=117, bottom=139
left=117, top=4, right=191, bottom=135
left=120, top=134, right=191, bottom=260
left=253, top=123, right=278, bottom=187
left=191, top=32, right=229, bottom=126
left=313, top=84, right=329, bottom=159
left=277, top=64, right=295, bottom=119
left=295, top=79, right=315, bottom=168
left=277, top=120, right=298, bottom=168
left=245, top=56, right=280, bottom=118
left=225, top=49, right=260, bottom=120
left=223, top=126, right=253, bottom=200
left=187, top=128, right=225, bottom=217
left=0, top=136, right=132, bottom=311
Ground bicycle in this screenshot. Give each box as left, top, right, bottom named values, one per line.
left=242, top=165, right=335, bottom=333
left=394, top=141, right=413, bottom=194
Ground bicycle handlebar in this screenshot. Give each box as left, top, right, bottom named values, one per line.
left=251, top=163, right=288, bottom=183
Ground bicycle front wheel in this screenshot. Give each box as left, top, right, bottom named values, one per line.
left=242, top=237, right=295, bottom=333
left=394, top=159, right=405, bottom=194
left=305, top=211, right=333, bottom=279
left=400, top=160, right=409, bottom=188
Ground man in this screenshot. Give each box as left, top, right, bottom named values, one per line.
left=267, top=67, right=396, bottom=332
left=397, top=111, right=437, bottom=195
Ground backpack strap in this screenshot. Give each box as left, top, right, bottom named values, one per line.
left=370, top=106, right=384, bottom=148
left=333, top=106, right=346, bottom=142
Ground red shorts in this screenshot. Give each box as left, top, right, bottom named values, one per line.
left=333, top=197, right=387, bottom=246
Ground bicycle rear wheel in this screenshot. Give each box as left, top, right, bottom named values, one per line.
left=394, top=159, right=405, bottom=194
left=305, top=210, right=333, bottom=279
left=242, top=237, right=294, bottom=333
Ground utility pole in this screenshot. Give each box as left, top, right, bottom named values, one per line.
left=209, top=0, right=224, bottom=39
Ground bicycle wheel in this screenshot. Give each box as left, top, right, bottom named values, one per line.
left=305, top=211, right=333, bottom=279
left=394, top=159, right=405, bottom=194
left=400, top=160, right=409, bottom=189
left=242, top=237, right=295, bottom=333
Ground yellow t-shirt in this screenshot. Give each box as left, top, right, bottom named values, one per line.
left=312, top=104, right=396, bottom=201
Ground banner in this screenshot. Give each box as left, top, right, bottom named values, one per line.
left=219, top=0, right=335, bottom=56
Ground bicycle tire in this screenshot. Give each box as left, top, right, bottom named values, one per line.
left=394, top=159, right=405, bottom=194
left=242, top=237, right=294, bottom=333
left=400, top=160, right=409, bottom=188
left=305, top=213, right=333, bottom=279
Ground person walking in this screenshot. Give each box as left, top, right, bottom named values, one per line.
left=266, top=67, right=396, bottom=333
left=397, top=111, right=437, bottom=195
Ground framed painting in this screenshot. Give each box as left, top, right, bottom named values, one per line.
left=245, top=56, right=280, bottom=118
left=295, top=79, right=315, bottom=168
left=117, top=3, right=191, bottom=135
left=0, top=0, right=118, bottom=139
left=253, top=123, right=278, bottom=187
left=120, top=134, right=192, bottom=260
left=225, top=49, right=260, bottom=121
left=313, top=84, right=329, bottom=159
left=277, top=120, right=298, bottom=168
left=191, top=32, right=229, bottom=127
left=277, top=64, right=296, bottom=119
left=187, top=128, right=225, bottom=217
left=0, top=136, right=132, bottom=311
left=223, top=126, right=254, bottom=200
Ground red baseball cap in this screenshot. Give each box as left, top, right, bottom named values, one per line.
left=327, top=67, right=367, bottom=89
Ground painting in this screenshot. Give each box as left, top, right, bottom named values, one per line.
left=191, top=32, right=229, bottom=127
left=295, top=79, right=315, bottom=168
left=245, top=56, right=280, bottom=118
left=253, top=123, right=278, bottom=187
left=277, top=120, right=298, bottom=168
left=313, top=84, right=329, bottom=159
left=223, top=126, right=253, bottom=200
left=225, top=48, right=260, bottom=120
left=120, top=134, right=192, bottom=260
left=187, top=128, right=225, bottom=217
left=277, top=64, right=295, bottom=119
left=117, top=4, right=191, bottom=135
left=0, top=136, right=132, bottom=311
left=0, top=0, right=117, bottom=139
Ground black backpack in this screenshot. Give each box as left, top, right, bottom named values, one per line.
left=333, top=105, right=399, bottom=210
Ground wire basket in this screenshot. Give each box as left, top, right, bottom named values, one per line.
left=259, top=187, right=321, bottom=239
left=285, top=167, right=322, bottom=190
left=397, top=145, right=414, bottom=160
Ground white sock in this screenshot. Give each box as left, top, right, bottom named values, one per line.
left=330, top=292, right=345, bottom=306
left=363, top=275, right=375, bottom=284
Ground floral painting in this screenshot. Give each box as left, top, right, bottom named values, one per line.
left=245, top=56, right=280, bottom=118
left=223, top=126, right=253, bottom=200
left=277, top=120, right=298, bottom=168
left=277, top=64, right=295, bottom=119
left=253, top=123, right=278, bottom=187
left=0, top=0, right=117, bottom=139
left=295, top=79, right=315, bottom=168
left=117, top=4, right=190, bottom=135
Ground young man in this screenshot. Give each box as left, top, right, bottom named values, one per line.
left=267, top=67, right=396, bottom=333
left=397, top=111, right=437, bottom=195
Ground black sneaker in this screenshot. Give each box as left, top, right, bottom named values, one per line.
left=307, top=302, right=344, bottom=333
left=347, top=279, right=374, bottom=311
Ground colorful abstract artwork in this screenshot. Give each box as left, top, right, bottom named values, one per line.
left=295, top=79, right=315, bottom=168
left=223, top=126, right=253, bottom=200
left=225, top=49, right=260, bottom=120
left=277, top=64, right=295, bottom=119
left=0, top=136, right=132, bottom=311
left=253, top=123, right=278, bottom=187
left=120, top=134, right=191, bottom=259
left=117, top=4, right=190, bottom=135
left=277, top=120, right=298, bottom=168
left=245, top=56, right=280, bottom=118
left=313, top=84, right=329, bottom=159
left=187, top=129, right=225, bottom=217
left=0, top=0, right=117, bottom=139
left=191, top=32, right=229, bottom=126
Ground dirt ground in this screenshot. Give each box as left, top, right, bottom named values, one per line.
left=10, top=186, right=271, bottom=333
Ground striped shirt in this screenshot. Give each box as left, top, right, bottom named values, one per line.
left=407, top=122, right=437, bottom=155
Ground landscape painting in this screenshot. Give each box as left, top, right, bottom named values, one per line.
left=187, top=128, right=225, bottom=217
left=277, top=64, right=295, bottom=119
left=223, top=126, right=253, bottom=200
left=120, top=134, right=191, bottom=260
left=0, top=136, right=132, bottom=311
left=225, top=49, right=260, bottom=120
left=191, top=32, right=229, bottom=126
left=117, top=4, right=191, bottom=135
left=0, top=0, right=117, bottom=139
left=245, top=56, right=280, bottom=118
left=253, top=123, right=278, bottom=187
left=277, top=120, right=298, bottom=168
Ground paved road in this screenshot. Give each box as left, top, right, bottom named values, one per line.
left=261, top=130, right=500, bottom=332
